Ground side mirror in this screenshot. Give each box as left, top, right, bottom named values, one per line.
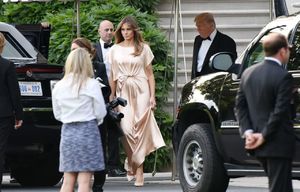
left=209, top=52, right=240, bottom=74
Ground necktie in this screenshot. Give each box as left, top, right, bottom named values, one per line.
left=104, top=42, right=113, bottom=49
left=202, top=36, right=211, bottom=41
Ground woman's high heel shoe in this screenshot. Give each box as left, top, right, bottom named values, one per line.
left=134, top=165, right=144, bottom=187
left=134, top=177, right=144, bottom=187
left=127, top=174, right=135, bottom=182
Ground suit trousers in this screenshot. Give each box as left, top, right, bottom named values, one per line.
left=107, top=117, right=122, bottom=169
left=93, top=117, right=108, bottom=191
left=0, top=117, right=14, bottom=188
left=258, top=157, right=293, bottom=192
left=93, top=116, right=123, bottom=191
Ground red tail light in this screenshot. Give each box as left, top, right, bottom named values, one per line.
left=16, top=66, right=62, bottom=73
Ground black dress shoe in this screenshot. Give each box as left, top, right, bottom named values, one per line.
left=92, top=185, right=103, bottom=192
left=107, top=168, right=126, bottom=177
left=10, top=178, right=18, bottom=183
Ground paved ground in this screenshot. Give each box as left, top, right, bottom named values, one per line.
left=2, top=172, right=300, bottom=191
left=106, top=172, right=300, bottom=188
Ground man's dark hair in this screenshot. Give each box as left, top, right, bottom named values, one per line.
left=263, top=33, right=288, bottom=56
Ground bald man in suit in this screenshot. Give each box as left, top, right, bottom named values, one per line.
left=235, top=33, right=295, bottom=192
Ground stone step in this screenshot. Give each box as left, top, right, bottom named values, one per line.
left=161, top=24, right=265, bottom=40
left=157, top=0, right=270, bottom=12
left=172, top=69, right=191, bottom=84
left=164, top=97, right=181, bottom=115
left=158, top=10, right=270, bottom=26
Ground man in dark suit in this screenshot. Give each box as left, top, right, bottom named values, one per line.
left=235, top=32, right=295, bottom=192
left=191, top=12, right=237, bottom=79
left=0, top=32, right=23, bottom=191
left=92, top=20, right=125, bottom=192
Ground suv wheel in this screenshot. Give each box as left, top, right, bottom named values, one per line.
left=178, top=123, right=229, bottom=192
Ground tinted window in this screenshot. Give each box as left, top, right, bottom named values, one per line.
left=287, top=23, right=300, bottom=71
left=244, top=29, right=298, bottom=71
left=1, top=32, right=31, bottom=59
left=244, top=42, right=265, bottom=69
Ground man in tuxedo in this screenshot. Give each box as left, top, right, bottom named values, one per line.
left=92, top=19, right=125, bottom=192
left=235, top=32, right=295, bottom=192
left=0, top=32, right=23, bottom=191
left=191, top=12, right=237, bottom=79
left=94, top=20, right=114, bottom=79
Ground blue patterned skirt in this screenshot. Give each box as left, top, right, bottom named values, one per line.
left=59, top=119, right=105, bottom=172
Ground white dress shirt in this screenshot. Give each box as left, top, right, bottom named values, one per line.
left=265, top=57, right=282, bottom=67
left=100, top=39, right=111, bottom=78
left=197, top=29, right=217, bottom=72
left=52, top=74, right=107, bottom=125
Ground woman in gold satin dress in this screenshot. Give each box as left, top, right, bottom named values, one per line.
left=108, top=16, right=165, bottom=187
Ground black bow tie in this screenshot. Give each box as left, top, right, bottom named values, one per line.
left=104, top=42, right=113, bottom=48
left=202, top=36, right=211, bottom=41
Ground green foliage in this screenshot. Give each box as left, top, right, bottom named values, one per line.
left=0, top=2, right=4, bottom=21
left=0, top=1, right=72, bottom=24
left=1, top=0, right=173, bottom=172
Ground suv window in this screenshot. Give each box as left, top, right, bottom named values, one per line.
left=244, top=42, right=265, bottom=68
left=2, top=32, right=31, bottom=59
left=287, top=23, right=300, bottom=71
left=243, top=26, right=300, bottom=72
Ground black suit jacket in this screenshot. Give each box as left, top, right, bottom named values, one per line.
left=93, top=42, right=111, bottom=103
left=0, top=56, right=23, bottom=120
left=235, top=60, right=295, bottom=158
left=191, top=31, right=237, bottom=79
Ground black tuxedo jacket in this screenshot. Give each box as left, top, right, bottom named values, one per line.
left=191, top=31, right=237, bottom=79
left=93, top=42, right=111, bottom=103
left=235, top=60, right=295, bottom=158
left=0, top=56, right=23, bottom=120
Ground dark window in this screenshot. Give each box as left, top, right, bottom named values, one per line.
left=287, top=23, right=300, bottom=71
left=1, top=32, right=31, bottom=59
left=244, top=41, right=265, bottom=69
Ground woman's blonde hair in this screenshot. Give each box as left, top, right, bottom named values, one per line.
left=115, top=16, right=144, bottom=56
left=63, top=47, right=94, bottom=94
left=0, top=32, right=6, bottom=54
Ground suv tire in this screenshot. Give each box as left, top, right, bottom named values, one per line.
left=177, top=123, right=229, bottom=192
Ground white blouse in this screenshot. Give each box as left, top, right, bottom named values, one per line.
left=52, top=74, right=107, bottom=125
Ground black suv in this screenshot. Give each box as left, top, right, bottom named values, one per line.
left=173, top=13, right=300, bottom=191
left=1, top=22, right=63, bottom=186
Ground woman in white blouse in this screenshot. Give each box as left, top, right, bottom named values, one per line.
left=52, top=48, right=106, bottom=192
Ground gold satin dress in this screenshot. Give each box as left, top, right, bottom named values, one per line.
left=108, top=43, right=165, bottom=174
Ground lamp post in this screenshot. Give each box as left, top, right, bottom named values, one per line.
left=75, top=0, right=80, bottom=37
left=172, top=0, right=179, bottom=181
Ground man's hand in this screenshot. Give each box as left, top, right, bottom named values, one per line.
left=14, top=119, right=23, bottom=130
left=245, top=133, right=256, bottom=148
left=245, top=133, right=264, bottom=150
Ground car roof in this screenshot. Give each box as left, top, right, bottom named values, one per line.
left=260, top=14, right=300, bottom=37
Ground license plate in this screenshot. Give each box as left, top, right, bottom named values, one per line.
left=19, top=81, right=43, bottom=96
